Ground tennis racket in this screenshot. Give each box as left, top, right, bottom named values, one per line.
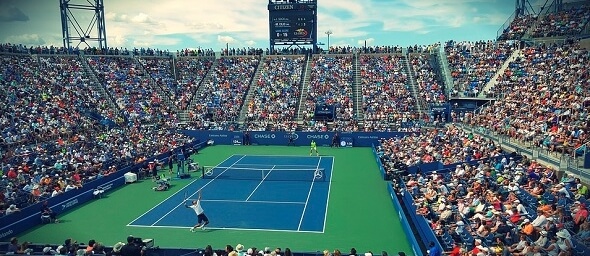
left=183, top=191, right=188, bottom=202
left=205, top=167, right=214, bottom=176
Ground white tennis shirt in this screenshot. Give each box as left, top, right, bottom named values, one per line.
left=189, top=200, right=204, bottom=215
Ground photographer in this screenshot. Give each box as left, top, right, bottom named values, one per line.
left=120, top=236, right=143, bottom=256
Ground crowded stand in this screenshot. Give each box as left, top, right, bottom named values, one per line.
left=474, top=40, right=589, bottom=156
left=221, top=47, right=264, bottom=56
left=379, top=123, right=590, bottom=254
left=497, top=14, right=536, bottom=41
left=138, top=57, right=179, bottom=98
left=530, top=6, right=590, bottom=38
left=445, top=41, right=514, bottom=97
left=176, top=48, right=216, bottom=57
left=398, top=152, right=589, bottom=255
left=410, top=53, right=446, bottom=104
left=0, top=122, right=191, bottom=216
left=174, top=57, right=214, bottom=110
left=87, top=56, right=174, bottom=124
left=358, top=54, right=416, bottom=132
left=377, top=125, right=500, bottom=169
left=187, top=56, right=260, bottom=130
left=0, top=54, right=110, bottom=148
left=245, top=56, right=305, bottom=131
left=0, top=52, right=192, bottom=218
left=303, top=55, right=356, bottom=132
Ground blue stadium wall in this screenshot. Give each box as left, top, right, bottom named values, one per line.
left=180, top=130, right=416, bottom=147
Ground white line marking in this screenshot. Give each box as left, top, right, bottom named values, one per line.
left=242, top=154, right=332, bottom=158
left=233, top=163, right=320, bottom=168
left=298, top=156, right=321, bottom=231
left=126, top=224, right=324, bottom=233
left=190, top=199, right=306, bottom=204
left=322, top=156, right=335, bottom=233
left=126, top=154, right=238, bottom=226
left=246, top=165, right=275, bottom=201
left=149, top=155, right=247, bottom=226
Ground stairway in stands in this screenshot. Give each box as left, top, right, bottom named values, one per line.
left=134, top=57, right=177, bottom=112
left=78, top=54, right=121, bottom=116
left=296, top=54, right=313, bottom=122
left=178, top=58, right=220, bottom=123
left=401, top=55, right=425, bottom=115
left=238, top=55, right=265, bottom=124
left=352, top=52, right=363, bottom=122
left=480, top=49, right=521, bottom=97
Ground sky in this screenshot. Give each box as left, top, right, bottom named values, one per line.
left=0, top=0, right=556, bottom=51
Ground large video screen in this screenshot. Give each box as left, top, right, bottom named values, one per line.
left=269, top=8, right=315, bottom=43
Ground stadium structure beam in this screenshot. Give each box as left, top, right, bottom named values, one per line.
left=60, top=0, right=108, bottom=50
left=515, top=0, right=563, bottom=17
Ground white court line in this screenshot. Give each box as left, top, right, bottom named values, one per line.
left=233, top=163, right=320, bottom=168
left=321, top=156, right=335, bottom=233
left=149, top=155, right=247, bottom=226
left=185, top=199, right=306, bottom=204
left=246, top=165, right=275, bottom=201
left=297, top=156, right=321, bottom=231
left=243, top=154, right=330, bottom=158
left=126, top=154, right=238, bottom=226
left=126, top=224, right=324, bottom=233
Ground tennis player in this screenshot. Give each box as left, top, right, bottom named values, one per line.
left=185, top=190, right=209, bottom=232
left=310, top=140, right=319, bottom=156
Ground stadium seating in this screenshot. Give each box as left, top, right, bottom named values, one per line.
left=245, top=55, right=305, bottom=131
left=445, top=41, right=514, bottom=97
left=87, top=56, right=173, bottom=124
left=303, top=55, right=356, bottom=131
left=359, top=54, right=416, bottom=131
left=187, top=56, right=260, bottom=130
left=474, top=41, right=589, bottom=154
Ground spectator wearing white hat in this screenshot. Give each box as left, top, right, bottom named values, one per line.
left=555, top=229, right=573, bottom=256
left=236, top=244, right=245, bottom=256
left=534, top=230, right=548, bottom=247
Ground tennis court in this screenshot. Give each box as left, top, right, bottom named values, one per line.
left=16, top=145, right=412, bottom=253
left=128, top=154, right=333, bottom=232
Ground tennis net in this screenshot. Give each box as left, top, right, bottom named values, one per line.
left=201, top=166, right=326, bottom=182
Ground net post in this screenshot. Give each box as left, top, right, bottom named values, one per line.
left=201, top=166, right=205, bottom=178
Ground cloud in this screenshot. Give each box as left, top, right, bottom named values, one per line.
left=0, top=6, right=29, bottom=22
left=245, top=40, right=256, bottom=46
left=5, top=34, right=45, bottom=45
left=218, top=35, right=237, bottom=44
left=357, top=38, right=375, bottom=45
left=131, top=13, right=158, bottom=25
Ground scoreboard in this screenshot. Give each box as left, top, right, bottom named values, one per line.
left=268, top=1, right=317, bottom=45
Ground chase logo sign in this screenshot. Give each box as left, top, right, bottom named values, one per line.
left=306, top=134, right=329, bottom=140
left=254, top=133, right=276, bottom=139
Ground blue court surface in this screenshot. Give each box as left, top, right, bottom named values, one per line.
left=127, top=154, right=333, bottom=233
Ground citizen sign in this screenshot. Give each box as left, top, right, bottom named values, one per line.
left=274, top=4, right=294, bottom=10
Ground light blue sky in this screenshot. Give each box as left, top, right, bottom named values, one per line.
left=0, top=0, right=537, bottom=51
